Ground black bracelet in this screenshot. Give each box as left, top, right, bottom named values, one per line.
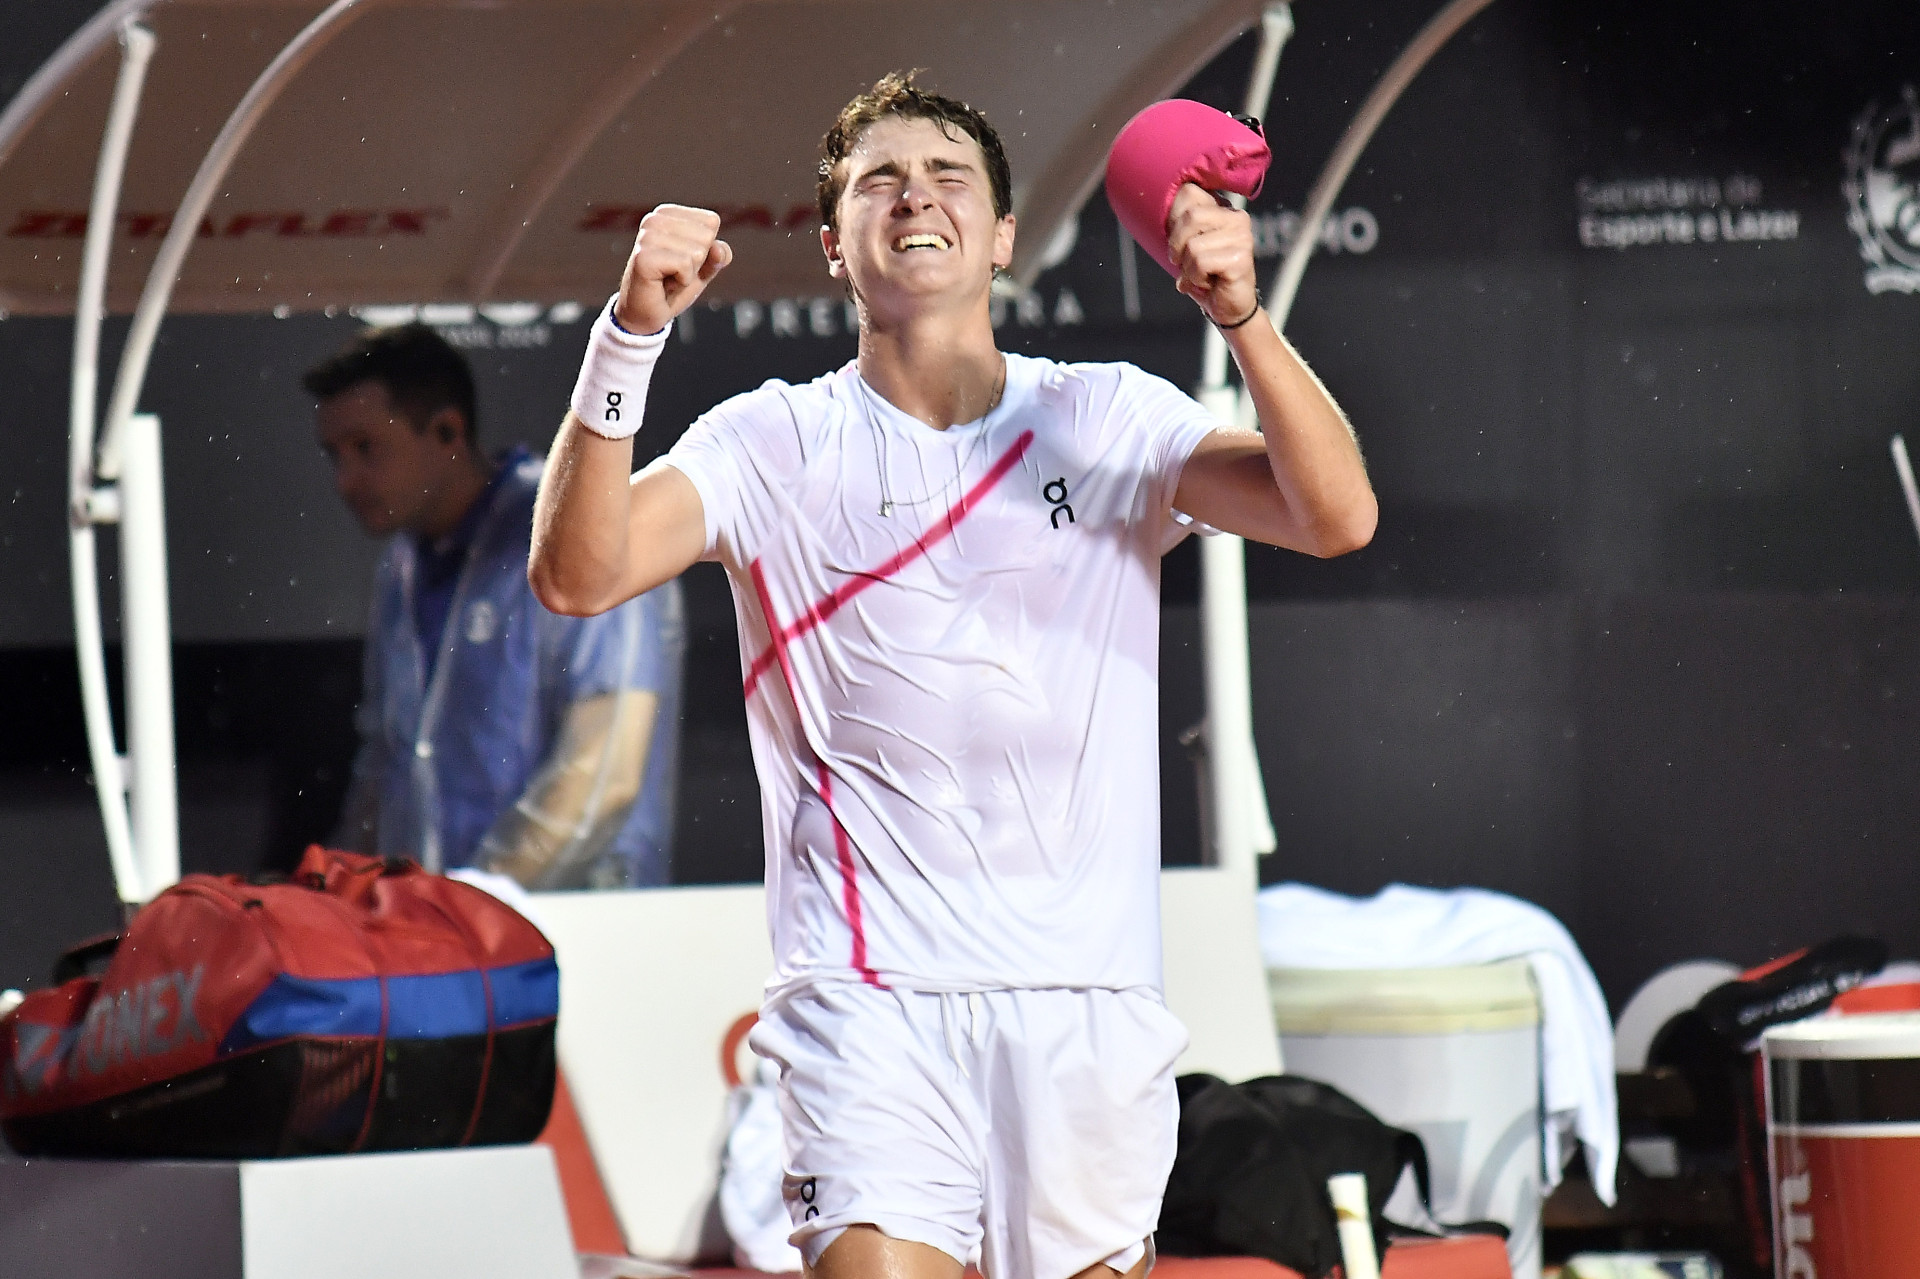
left=1213, top=295, right=1262, bottom=330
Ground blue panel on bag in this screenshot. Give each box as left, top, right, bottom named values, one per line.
left=220, top=957, right=557, bottom=1055
left=385, top=970, right=488, bottom=1039
left=488, top=957, right=559, bottom=1028
left=220, top=975, right=382, bottom=1054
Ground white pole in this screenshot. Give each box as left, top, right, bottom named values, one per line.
left=69, top=528, right=137, bottom=902
left=69, top=20, right=156, bottom=907
left=119, top=413, right=179, bottom=896
left=1202, top=0, right=1503, bottom=883
left=1195, top=2, right=1293, bottom=876
left=1197, top=3, right=1293, bottom=394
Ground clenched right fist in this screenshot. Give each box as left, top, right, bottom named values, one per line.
left=615, top=204, right=734, bottom=335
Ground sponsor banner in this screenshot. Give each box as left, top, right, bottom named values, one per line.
left=1574, top=174, right=1801, bottom=251
left=7, top=208, right=448, bottom=240
left=363, top=199, right=1382, bottom=348
left=349, top=301, right=585, bottom=351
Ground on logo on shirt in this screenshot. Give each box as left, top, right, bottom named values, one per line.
left=1044, top=478, right=1075, bottom=529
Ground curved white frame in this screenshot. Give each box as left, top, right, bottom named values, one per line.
left=66, top=0, right=370, bottom=903
left=70, top=20, right=158, bottom=905
left=1267, top=0, right=1503, bottom=326
left=0, top=0, right=151, bottom=173
left=98, top=0, right=370, bottom=480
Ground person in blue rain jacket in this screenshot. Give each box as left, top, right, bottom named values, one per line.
left=307, top=322, right=682, bottom=888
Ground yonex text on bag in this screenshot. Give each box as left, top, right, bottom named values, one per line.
left=0, top=846, right=559, bottom=1158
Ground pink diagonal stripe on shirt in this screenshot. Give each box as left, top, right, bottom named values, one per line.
left=747, top=557, right=799, bottom=709
left=748, top=556, right=885, bottom=987
left=740, top=428, right=1035, bottom=698
left=817, top=760, right=884, bottom=987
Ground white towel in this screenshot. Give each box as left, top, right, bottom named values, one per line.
left=719, top=1056, right=806, bottom=1272
left=1257, top=882, right=1618, bottom=1205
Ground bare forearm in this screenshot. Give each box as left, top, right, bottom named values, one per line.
left=476, top=690, right=656, bottom=889
left=529, top=415, right=639, bottom=616
left=1227, top=314, right=1377, bottom=556
left=1164, top=184, right=1376, bottom=555
left=534, top=204, right=730, bottom=615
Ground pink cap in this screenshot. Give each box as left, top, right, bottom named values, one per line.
left=1104, top=99, right=1270, bottom=277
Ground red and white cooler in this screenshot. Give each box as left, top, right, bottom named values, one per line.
left=1763, top=1012, right=1920, bottom=1278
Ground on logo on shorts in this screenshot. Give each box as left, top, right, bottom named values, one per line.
left=787, top=1174, right=822, bottom=1221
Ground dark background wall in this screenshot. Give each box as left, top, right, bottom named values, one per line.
left=3, top=0, right=1919, bottom=1012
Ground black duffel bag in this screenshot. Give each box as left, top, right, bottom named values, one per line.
left=1158, top=1072, right=1498, bottom=1278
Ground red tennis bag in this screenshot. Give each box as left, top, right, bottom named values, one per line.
left=0, top=846, right=558, bottom=1158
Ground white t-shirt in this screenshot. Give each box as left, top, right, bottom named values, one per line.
left=662, top=352, right=1216, bottom=994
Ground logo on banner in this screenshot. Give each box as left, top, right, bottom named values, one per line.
left=1844, top=86, right=1920, bottom=294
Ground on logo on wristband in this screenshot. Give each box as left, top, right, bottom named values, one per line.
left=569, top=295, right=665, bottom=440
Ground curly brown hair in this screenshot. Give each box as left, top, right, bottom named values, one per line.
left=816, top=70, right=1012, bottom=232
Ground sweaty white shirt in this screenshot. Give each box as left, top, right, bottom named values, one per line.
left=662, top=352, right=1215, bottom=994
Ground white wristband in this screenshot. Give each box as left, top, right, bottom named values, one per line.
left=569, top=295, right=669, bottom=440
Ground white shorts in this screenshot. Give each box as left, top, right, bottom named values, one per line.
left=748, top=983, right=1189, bottom=1279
